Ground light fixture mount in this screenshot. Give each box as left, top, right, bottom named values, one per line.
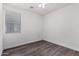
left=38, top=3, right=47, bottom=8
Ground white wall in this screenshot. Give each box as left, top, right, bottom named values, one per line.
left=3, top=3, right=79, bottom=51
left=3, top=5, right=42, bottom=49
left=44, top=4, right=79, bottom=51
left=0, top=3, right=3, bottom=55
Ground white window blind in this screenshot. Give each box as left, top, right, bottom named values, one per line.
left=5, top=10, right=21, bottom=33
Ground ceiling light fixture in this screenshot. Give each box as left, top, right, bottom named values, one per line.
left=38, top=3, right=46, bottom=8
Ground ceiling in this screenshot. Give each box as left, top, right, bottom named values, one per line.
left=4, top=3, right=72, bottom=15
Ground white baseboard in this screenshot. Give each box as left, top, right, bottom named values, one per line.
left=45, top=39, right=79, bottom=52
left=4, top=39, right=43, bottom=50
left=4, top=39, right=79, bottom=52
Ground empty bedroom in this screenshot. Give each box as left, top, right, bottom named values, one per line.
left=0, top=3, right=79, bottom=56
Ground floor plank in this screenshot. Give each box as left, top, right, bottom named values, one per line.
left=2, top=40, right=79, bottom=56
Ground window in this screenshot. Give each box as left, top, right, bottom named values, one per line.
left=5, top=10, right=21, bottom=33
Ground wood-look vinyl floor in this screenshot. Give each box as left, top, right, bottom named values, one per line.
left=2, top=40, right=79, bottom=56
